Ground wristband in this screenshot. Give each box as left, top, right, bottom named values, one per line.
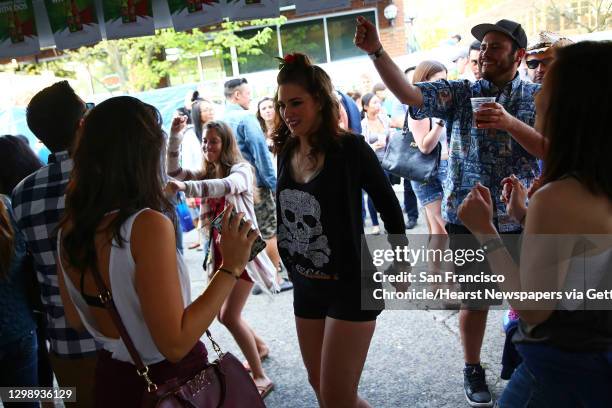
left=481, top=237, right=504, bottom=254
left=218, top=267, right=240, bottom=280
left=368, top=46, right=385, bottom=61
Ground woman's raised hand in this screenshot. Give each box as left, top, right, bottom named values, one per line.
left=170, top=115, right=187, bottom=137
left=218, top=203, right=259, bottom=277
left=500, top=175, right=528, bottom=224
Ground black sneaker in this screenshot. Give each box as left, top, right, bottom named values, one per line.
left=463, top=365, right=493, bottom=407
left=406, top=218, right=418, bottom=230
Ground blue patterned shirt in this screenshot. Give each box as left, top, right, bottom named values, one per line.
left=410, top=74, right=540, bottom=232
left=11, top=151, right=98, bottom=358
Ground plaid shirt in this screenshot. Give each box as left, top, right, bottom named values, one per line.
left=11, top=150, right=98, bottom=358
left=410, top=74, right=540, bottom=232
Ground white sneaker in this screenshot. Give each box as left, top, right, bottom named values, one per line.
left=371, top=225, right=380, bottom=235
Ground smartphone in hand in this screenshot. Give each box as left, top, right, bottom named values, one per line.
left=211, top=207, right=267, bottom=261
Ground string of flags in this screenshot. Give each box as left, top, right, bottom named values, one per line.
left=0, top=0, right=361, bottom=58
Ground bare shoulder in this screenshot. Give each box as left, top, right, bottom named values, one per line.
left=530, top=179, right=612, bottom=233
left=131, top=209, right=176, bottom=255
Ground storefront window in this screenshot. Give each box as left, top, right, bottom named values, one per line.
left=327, top=11, right=375, bottom=61
left=280, top=19, right=326, bottom=63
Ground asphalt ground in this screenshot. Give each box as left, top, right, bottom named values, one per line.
left=181, top=202, right=508, bottom=407
left=17, top=187, right=509, bottom=408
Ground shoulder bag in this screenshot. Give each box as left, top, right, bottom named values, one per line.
left=382, top=115, right=441, bottom=183
left=89, top=260, right=265, bottom=408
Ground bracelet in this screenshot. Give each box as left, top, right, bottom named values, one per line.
left=368, top=46, right=385, bottom=61
left=218, top=267, right=239, bottom=280
left=481, top=237, right=505, bottom=254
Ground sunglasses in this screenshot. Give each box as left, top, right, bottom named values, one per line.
left=526, top=58, right=553, bottom=70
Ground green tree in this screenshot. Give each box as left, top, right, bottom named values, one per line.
left=39, top=17, right=286, bottom=93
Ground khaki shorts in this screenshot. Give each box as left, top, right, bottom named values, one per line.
left=49, top=352, right=97, bottom=407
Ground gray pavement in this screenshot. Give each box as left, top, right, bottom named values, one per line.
left=183, top=196, right=509, bottom=408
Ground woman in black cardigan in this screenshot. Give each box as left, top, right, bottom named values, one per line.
left=271, top=53, right=408, bottom=408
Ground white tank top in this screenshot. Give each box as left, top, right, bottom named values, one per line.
left=58, top=209, right=192, bottom=365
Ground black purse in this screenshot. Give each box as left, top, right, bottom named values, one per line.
left=382, top=116, right=441, bottom=183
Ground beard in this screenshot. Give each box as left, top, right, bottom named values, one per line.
left=481, top=52, right=516, bottom=83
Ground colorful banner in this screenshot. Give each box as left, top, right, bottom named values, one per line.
left=225, top=0, right=279, bottom=22
left=45, top=0, right=101, bottom=50
left=103, top=0, right=155, bottom=40
left=168, top=0, right=222, bottom=32
left=294, top=0, right=350, bottom=16
left=0, top=0, right=39, bottom=57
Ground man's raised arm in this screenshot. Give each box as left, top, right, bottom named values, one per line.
left=354, top=16, right=424, bottom=108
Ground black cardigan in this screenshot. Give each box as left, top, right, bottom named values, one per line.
left=276, top=133, right=408, bottom=279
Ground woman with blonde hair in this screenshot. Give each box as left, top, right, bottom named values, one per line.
left=167, top=119, right=277, bottom=398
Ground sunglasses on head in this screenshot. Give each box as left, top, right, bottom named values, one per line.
left=526, top=58, right=553, bottom=69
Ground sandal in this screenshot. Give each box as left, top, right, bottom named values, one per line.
left=256, top=382, right=274, bottom=399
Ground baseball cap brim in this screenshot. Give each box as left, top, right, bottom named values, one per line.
left=471, top=23, right=521, bottom=47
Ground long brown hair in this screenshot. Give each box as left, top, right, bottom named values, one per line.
left=540, top=41, right=612, bottom=200
left=60, top=96, right=174, bottom=271
left=412, top=60, right=447, bottom=83
left=0, top=199, right=14, bottom=279
left=197, top=120, right=259, bottom=202
left=256, top=97, right=274, bottom=135
left=271, top=53, right=345, bottom=162
left=197, top=120, right=248, bottom=180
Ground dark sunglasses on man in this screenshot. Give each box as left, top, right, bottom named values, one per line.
left=526, top=57, right=553, bottom=70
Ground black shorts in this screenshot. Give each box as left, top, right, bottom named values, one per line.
left=291, top=271, right=382, bottom=322
left=446, top=223, right=521, bottom=309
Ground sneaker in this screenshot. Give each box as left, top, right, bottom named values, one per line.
left=406, top=218, right=418, bottom=230
left=279, top=278, right=293, bottom=292
left=251, top=285, right=263, bottom=295
left=502, top=308, right=520, bottom=332
left=371, top=225, right=381, bottom=235
left=463, top=365, right=493, bottom=407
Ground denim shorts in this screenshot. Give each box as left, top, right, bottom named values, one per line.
left=410, top=160, right=448, bottom=207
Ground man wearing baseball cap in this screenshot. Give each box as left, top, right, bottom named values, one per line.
left=525, top=31, right=574, bottom=83
left=355, top=18, right=544, bottom=406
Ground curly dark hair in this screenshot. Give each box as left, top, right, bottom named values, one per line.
left=271, top=53, right=345, bottom=164
left=60, top=96, right=175, bottom=271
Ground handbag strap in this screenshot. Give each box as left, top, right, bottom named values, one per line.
left=88, top=257, right=224, bottom=393
left=89, top=259, right=160, bottom=392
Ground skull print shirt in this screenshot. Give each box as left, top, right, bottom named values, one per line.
left=276, top=134, right=407, bottom=283
left=277, top=163, right=336, bottom=280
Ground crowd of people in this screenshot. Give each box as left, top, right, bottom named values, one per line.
left=0, top=14, right=610, bottom=408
